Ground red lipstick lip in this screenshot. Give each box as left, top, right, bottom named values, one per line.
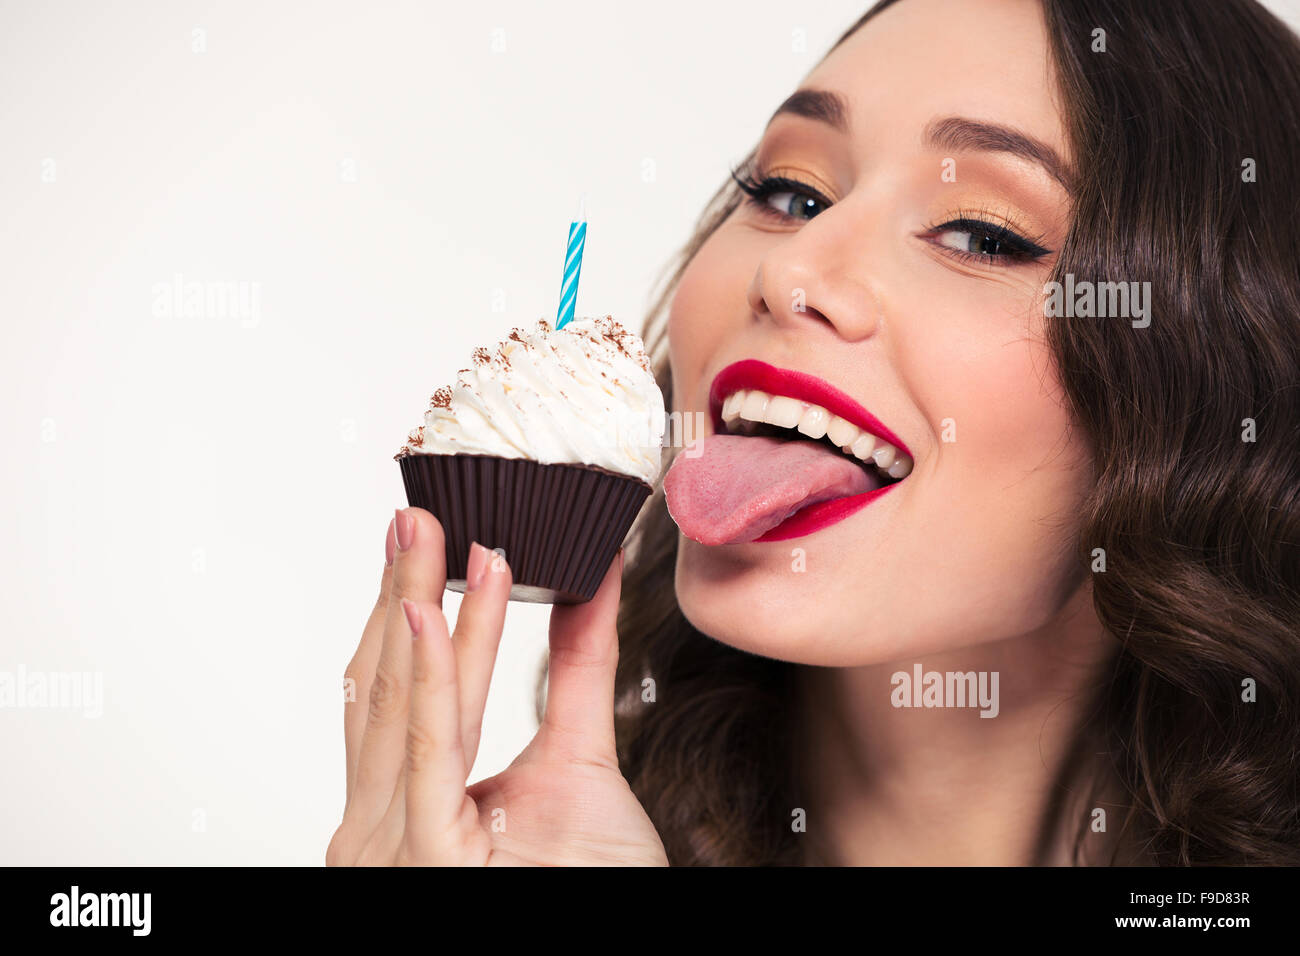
left=753, top=483, right=899, bottom=542
left=707, top=359, right=912, bottom=456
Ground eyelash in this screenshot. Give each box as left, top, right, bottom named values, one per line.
left=729, top=166, right=1051, bottom=265
left=731, top=167, right=834, bottom=222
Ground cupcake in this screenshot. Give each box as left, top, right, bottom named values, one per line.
left=395, top=315, right=665, bottom=603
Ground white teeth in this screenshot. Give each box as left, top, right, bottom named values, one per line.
left=721, top=387, right=913, bottom=481
left=721, top=390, right=745, bottom=423
left=739, top=390, right=770, bottom=422
left=796, top=405, right=829, bottom=439
left=887, top=457, right=913, bottom=479
left=763, top=395, right=804, bottom=429
left=825, top=415, right=861, bottom=449
left=851, top=433, right=877, bottom=459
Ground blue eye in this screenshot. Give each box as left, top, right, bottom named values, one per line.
left=758, top=187, right=827, bottom=220
left=731, top=169, right=831, bottom=221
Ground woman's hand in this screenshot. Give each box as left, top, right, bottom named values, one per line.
left=326, top=507, right=669, bottom=866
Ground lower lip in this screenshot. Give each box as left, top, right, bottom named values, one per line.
left=753, top=483, right=900, bottom=542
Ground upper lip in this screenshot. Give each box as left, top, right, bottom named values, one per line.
left=708, top=359, right=912, bottom=457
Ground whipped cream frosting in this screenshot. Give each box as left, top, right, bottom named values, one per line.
left=397, top=315, right=665, bottom=485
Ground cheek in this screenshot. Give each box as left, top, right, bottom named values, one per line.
left=896, top=299, right=1091, bottom=626
left=917, top=310, right=1073, bottom=462
left=666, top=224, right=750, bottom=407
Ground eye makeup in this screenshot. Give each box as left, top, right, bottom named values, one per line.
left=732, top=159, right=1053, bottom=266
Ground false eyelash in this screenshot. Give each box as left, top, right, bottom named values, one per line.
left=729, top=164, right=834, bottom=218
left=918, top=206, right=1052, bottom=262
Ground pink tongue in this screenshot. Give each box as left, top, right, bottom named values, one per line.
left=664, top=434, right=879, bottom=545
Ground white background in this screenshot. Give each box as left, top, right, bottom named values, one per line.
left=3, top=0, right=1298, bottom=864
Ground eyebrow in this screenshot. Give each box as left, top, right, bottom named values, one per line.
left=768, top=90, right=1072, bottom=193
left=923, top=116, right=1072, bottom=191
left=768, top=88, right=849, bottom=133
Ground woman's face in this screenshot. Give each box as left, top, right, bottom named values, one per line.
left=668, top=0, right=1091, bottom=666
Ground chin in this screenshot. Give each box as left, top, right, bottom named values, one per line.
left=673, top=535, right=907, bottom=666
left=673, top=532, right=1070, bottom=668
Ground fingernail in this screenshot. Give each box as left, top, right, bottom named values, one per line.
left=385, top=519, right=396, bottom=567
left=394, top=508, right=414, bottom=552
left=466, top=542, right=491, bottom=592
left=401, top=598, right=422, bottom=637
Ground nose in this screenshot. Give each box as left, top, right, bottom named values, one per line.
left=744, top=204, right=882, bottom=342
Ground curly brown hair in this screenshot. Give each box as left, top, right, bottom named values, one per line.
left=543, top=0, right=1300, bottom=865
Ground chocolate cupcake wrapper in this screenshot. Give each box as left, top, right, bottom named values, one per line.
left=399, top=454, right=651, bottom=604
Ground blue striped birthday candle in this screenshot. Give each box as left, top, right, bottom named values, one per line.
left=555, top=197, right=586, bottom=330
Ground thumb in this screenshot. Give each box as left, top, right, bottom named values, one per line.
left=541, top=550, right=624, bottom=766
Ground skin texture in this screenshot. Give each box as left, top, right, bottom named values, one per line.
left=332, top=0, right=1122, bottom=866
left=667, top=0, right=1119, bottom=863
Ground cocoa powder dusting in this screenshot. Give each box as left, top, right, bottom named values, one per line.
left=430, top=386, right=453, bottom=409
left=597, top=314, right=634, bottom=361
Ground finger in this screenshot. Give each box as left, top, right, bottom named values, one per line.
left=355, top=769, right=407, bottom=866
left=540, top=550, right=623, bottom=767
left=402, top=597, right=480, bottom=862
left=343, top=517, right=396, bottom=806
left=349, top=507, right=448, bottom=833
left=451, top=542, right=513, bottom=769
